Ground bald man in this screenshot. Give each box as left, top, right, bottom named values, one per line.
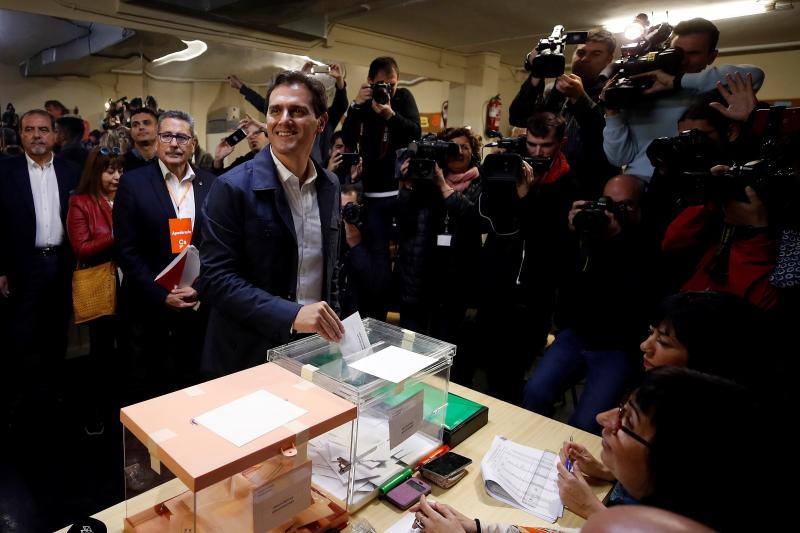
left=522, top=174, right=659, bottom=434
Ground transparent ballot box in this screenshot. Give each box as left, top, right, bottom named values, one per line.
left=267, top=318, right=455, bottom=511
left=120, top=362, right=357, bottom=532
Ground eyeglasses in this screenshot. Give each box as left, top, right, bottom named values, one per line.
left=157, top=133, right=192, bottom=145
left=99, top=146, right=122, bottom=156
left=615, top=400, right=652, bottom=448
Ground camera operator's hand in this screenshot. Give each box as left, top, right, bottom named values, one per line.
left=711, top=72, right=757, bottom=123
left=227, top=74, right=244, bottom=90
left=329, top=63, right=345, bottom=89
left=350, top=158, right=363, bottom=183
left=600, top=74, right=620, bottom=116
left=238, top=114, right=267, bottom=135
left=327, top=152, right=343, bottom=172
left=516, top=160, right=535, bottom=198
left=0, top=275, right=10, bottom=298
left=525, top=49, right=543, bottom=88
left=555, top=74, right=587, bottom=103
left=723, top=186, right=768, bottom=228
left=355, top=83, right=372, bottom=106
left=431, top=163, right=455, bottom=199
left=301, top=61, right=314, bottom=75
left=568, top=200, right=588, bottom=232
left=372, top=99, right=395, bottom=120
left=631, top=70, right=676, bottom=95
left=213, top=138, right=235, bottom=169
left=292, top=301, right=344, bottom=342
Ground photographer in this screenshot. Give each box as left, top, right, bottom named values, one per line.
left=335, top=185, right=389, bottom=318
left=523, top=175, right=657, bottom=433
left=228, top=62, right=348, bottom=163
left=510, top=28, right=619, bottom=196
left=603, top=17, right=764, bottom=180
left=212, top=117, right=269, bottom=175
left=341, top=56, right=421, bottom=249
left=326, top=131, right=363, bottom=185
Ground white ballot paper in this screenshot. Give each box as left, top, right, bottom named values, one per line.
left=193, top=390, right=307, bottom=447
left=481, top=435, right=564, bottom=523
left=338, top=311, right=370, bottom=356
left=348, top=345, right=433, bottom=383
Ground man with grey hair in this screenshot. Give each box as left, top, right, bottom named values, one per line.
left=113, top=109, right=216, bottom=400
left=510, top=28, right=620, bottom=196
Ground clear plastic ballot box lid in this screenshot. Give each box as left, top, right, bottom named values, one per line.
left=267, top=318, right=455, bottom=510
left=119, top=362, right=357, bottom=532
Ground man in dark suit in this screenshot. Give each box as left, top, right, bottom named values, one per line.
left=113, top=110, right=216, bottom=399
left=0, top=109, right=79, bottom=423
left=198, top=71, right=344, bottom=377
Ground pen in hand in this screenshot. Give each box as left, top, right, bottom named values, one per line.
left=565, top=435, right=573, bottom=472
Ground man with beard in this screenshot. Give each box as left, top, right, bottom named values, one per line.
left=123, top=107, right=159, bottom=172
left=510, top=29, right=619, bottom=197
left=113, top=110, right=216, bottom=400
left=0, top=109, right=80, bottom=428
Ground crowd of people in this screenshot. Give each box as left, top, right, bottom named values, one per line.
left=0, top=16, right=794, bottom=531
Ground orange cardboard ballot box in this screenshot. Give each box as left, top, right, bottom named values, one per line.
left=120, top=362, right=357, bottom=532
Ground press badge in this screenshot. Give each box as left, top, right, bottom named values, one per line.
left=437, top=234, right=452, bottom=247
left=169, top=218, right=193, bottom=253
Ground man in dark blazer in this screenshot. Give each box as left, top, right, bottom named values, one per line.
left=0, top=109, right=79, bottom=424
left=113, top=110, right=216, bottom=399
left=198, top=71, right=344, bottom=377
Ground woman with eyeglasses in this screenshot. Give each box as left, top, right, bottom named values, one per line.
left=66, top=146, right=123, bottom=435
left=556, top=366, right=757, bottom=531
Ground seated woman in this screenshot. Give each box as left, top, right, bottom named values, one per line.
left=640, top=291, right=762, bottom=387
left=413, top=367, right=759, bottom=532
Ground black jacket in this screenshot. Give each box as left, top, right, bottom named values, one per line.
left=122, top=150, right=158, bottom=173
left=396, top=186, right=443, bottom=306
left=113, top=161, right=216, bottom=312
left=341, top=88, right=421, bottom=193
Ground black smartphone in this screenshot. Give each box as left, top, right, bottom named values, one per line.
left=340, top=152, right=361, bottom=167
left=421, top=452, right=472, bottom=479
left=225, top=128, right=247, bottom=146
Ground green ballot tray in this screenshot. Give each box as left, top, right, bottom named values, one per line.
left=443, top=392, right=488, bottom=448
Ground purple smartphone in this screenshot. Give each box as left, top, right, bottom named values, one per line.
left=385, top=478, right=432, bottom=510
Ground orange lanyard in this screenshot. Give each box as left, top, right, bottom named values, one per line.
left=166, top=178, right=192, bottom=212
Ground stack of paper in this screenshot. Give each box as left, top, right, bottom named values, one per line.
left=481, top=436, right=564, bottom=523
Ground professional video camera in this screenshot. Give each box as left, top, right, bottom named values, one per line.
left=402, top=134, right=460, bottom=181
left=653, top=106, right=800, bottom=222
left=102, top=96, right=129, bottom=130
left=572, top=196, right=628, bottom=236
left=525, top=25, right=588, bottom=78
left=482, top=133, right=552, bottom=180
left=370, top=82, right=392, bottom=105
left=342, top=201, right=364, bottom=231
left=603, top=21, right=683, bottom=109
left=646, top=128, right=725, bottom=174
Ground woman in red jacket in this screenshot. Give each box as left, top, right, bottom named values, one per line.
left=67, top=146, right=122, bottom=435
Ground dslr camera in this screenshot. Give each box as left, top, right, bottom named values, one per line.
left=603, top=22, right=683, bottom=108
left=482, top=133, right=553, bottom=180
left=402, top=134, right=460, bottom=181
left=646, top=128, right=723, bottom=175
left=525, top=25, right=588, bottom=78
left=370, top=82, right=392, bottom=105
left=572, top=197, right=628, bottom=236
left=342, top=201, right=364, bottom=231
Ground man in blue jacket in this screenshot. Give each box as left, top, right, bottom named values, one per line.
left=198, top=71, right=344, bottom=377
left=603, top=17, right=764, bottom=181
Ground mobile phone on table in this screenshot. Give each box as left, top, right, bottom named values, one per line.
left=420, top=452, right=472, bottom=488
left=385, top=477, right=431, bottom=510
left=225, top=128, right=247, bottom=146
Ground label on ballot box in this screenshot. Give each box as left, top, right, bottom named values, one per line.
left=253, top=460, right=313, bottom=532
left=388, top=390, right=424, bottom=450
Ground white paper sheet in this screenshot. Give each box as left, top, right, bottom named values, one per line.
left=348, top=345, right=433, bottom=383
left=193, top=390, right=307, bottom=447
left=338, top=311, right=370, bottom=356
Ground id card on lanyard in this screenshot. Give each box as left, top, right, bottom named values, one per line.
left=166, top=178, right=193, bottom=253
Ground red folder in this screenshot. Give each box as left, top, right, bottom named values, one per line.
left=155, top=244, right=200, bottom=290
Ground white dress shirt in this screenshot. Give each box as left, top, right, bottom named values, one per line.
left=271, top=148, right=323, bottom=305
left=26, top=152, right=64, bottom=247
left=158, top=159, right=196, bottom=227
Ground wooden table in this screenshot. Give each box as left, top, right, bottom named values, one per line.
left=56, top=383, right=610, bottom=532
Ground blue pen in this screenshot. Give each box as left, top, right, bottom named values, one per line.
left=565, top=435, right=574, bottom=472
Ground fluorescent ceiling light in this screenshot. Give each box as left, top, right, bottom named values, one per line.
left=603, top=1, right=769, bottom=33
left=151, top=40, right=207, bottom=67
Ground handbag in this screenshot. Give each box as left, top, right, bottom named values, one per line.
left=72, top=261, right=117, bottom=324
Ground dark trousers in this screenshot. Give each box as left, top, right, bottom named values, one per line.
left=522, top=328, right=632, bottom=434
